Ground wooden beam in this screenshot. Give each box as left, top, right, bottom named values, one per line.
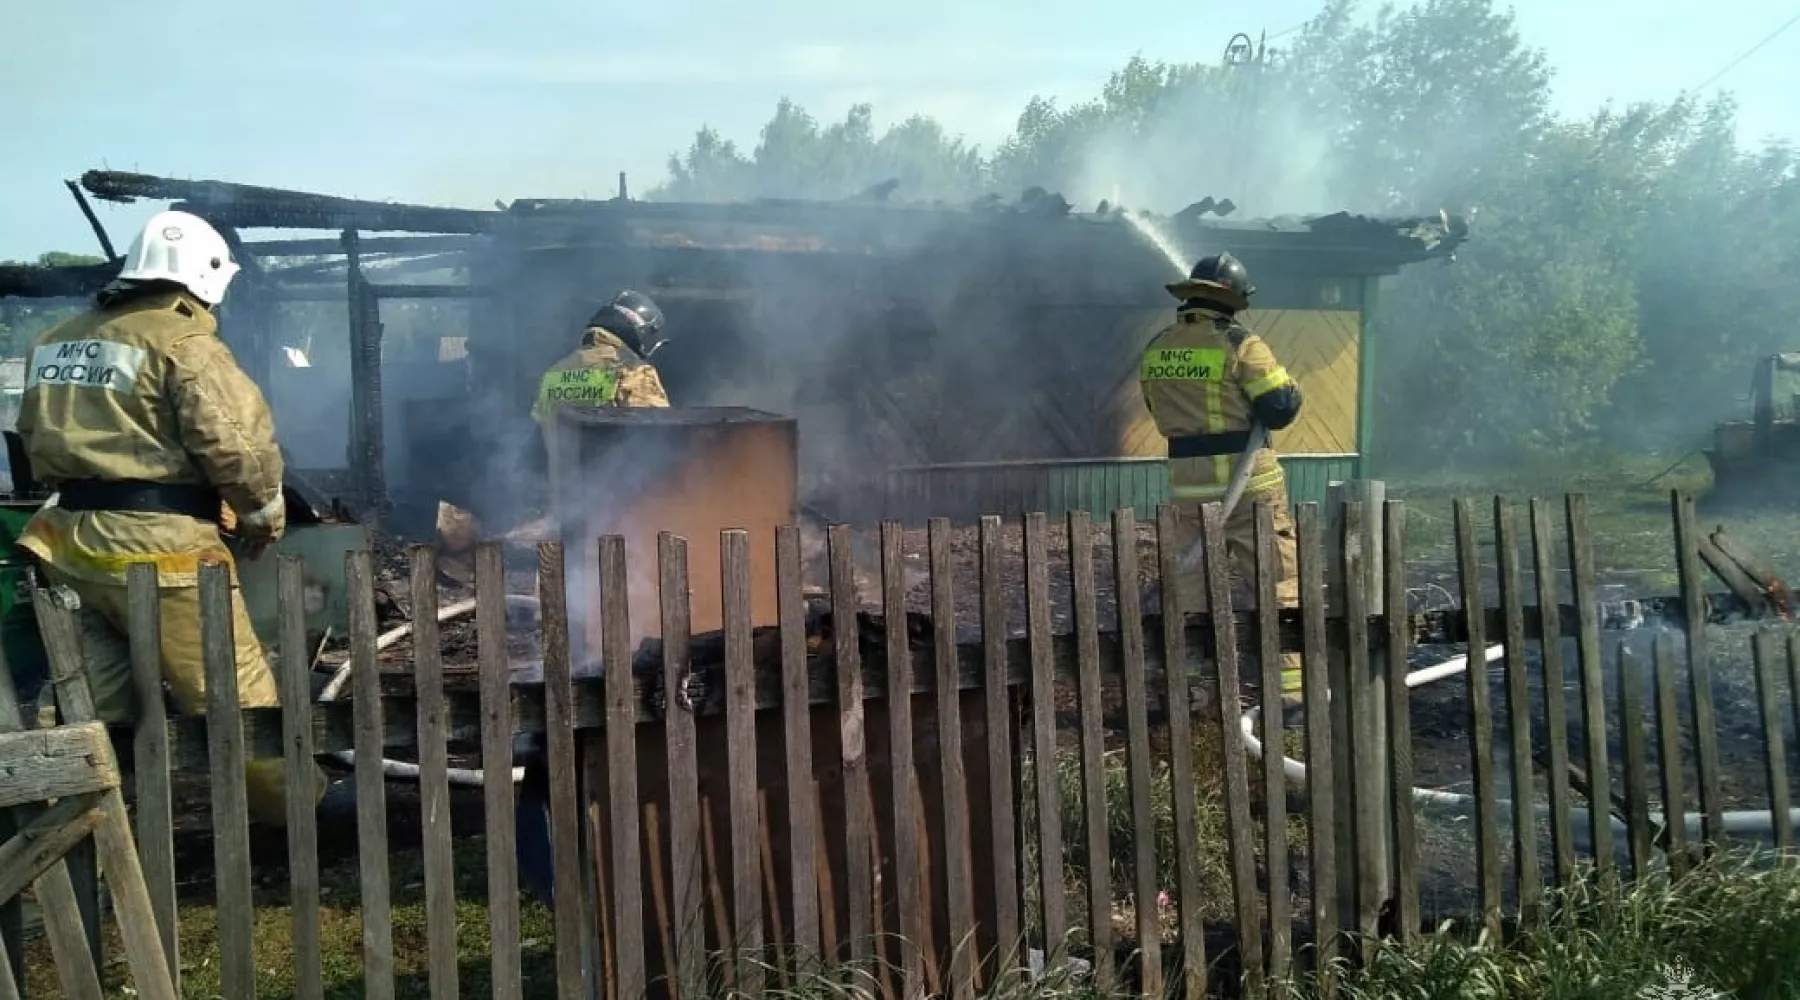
left=246, top=235, right=481, bottom=256
left=269, top=283, right=492, bottom=302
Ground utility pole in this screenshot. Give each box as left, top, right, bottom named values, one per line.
left=1221, top=32, right=1264, bottom=204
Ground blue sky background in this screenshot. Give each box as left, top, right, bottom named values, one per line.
left=2, top=0, right=1794, bottom=259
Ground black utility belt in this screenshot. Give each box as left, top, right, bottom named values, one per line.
left=57, top=479, right=222, bottom=523
left=1168, top=431, right=1254, bottom=459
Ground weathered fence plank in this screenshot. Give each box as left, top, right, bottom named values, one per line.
left=588, top=683, right=618, bottom=1000
left=1068, top=510, right=1113, bottom=992
left=880, top=523, right=925, bottom=999
left=1753, top=630, right=1794, bottom=853
left=1788, top=632, right=1800, bottom=854
left=1672, top=493, right=1726, bottom=850
left=1342, top=501, right=1380, bottom=946
left=660, top=533, right=706, bottom=1000
left=409, top=546, right=461, bottom=1000
left=273, top=557, right=320, bottom=1000
left=757, top=787, right=789, bottom=989
left=1567, top=495, right=1615, bottom=875
left=1202, top=502, right=1264, bottom=996
left=1529, top=499, right=1576, bottom=887
left=124, top=563, right=180, bottom=995
left=1022, top=510, right=1058, bottom=964
left=1616, top=646, right=1653, bottom=877
left=643, top=802, right=678, bottom=995
left=980, top=515, right=1022, bottom=973
left=197, top=563, right=257, bottom=1000
left=722, top=531, right=762, bottom=985
left=537, top=542, right=587, bottom=1000
left=1295, top=503, right=1338, bottom=974
left=1652, top=632, right=1689, bottom=877
left=1112, top=508, right=1163, bottom=997
left=775, top=527, right=820, bottom=976
left=468, top=546, right=525, bottom=1000
left=21, top=589, right=119, bottom=1000
left=930, top=517, right=977, bottom=999
left=1154, top=505, right=1206, bottom=997
left=0, top=934, right=17, bottom=1000
left=1255, top=503, right=1292, bottom=986
left=605, top=535, right=650, bottom=1000
left=827, top=524, right=875, bottom=965
left=1383, top=501, right=1419, bottom=943
left=1494, top=500, right=1541, bottom=921
left=34, top=588, right=178, bottom=1000
left=1452, top=500, right=1501, bottom=937
left=477, top=543, right=525, bottom=1000
left=344, top=550, right=398, bottom=1000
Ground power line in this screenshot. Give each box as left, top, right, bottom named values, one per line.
left=1267, top=19, right=1308, bottom=41
left=1693, top=8, right=1800, bottom=91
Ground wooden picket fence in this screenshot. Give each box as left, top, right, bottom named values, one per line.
left=3, top=489, right=1797, bottom=999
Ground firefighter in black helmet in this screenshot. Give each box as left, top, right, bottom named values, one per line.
left=516, top=288, right=672, bottom=907
left=1139, top=252, right=1305, bottom=707
left=530, top=289, right=671, bottom=425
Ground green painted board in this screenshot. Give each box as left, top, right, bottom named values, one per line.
left=882, top=453, right=1358, bottom=523
left=237, top=522, right=370, bottom=654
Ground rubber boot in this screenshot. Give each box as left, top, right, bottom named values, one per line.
left=317, top=777, right=358, bottom=828
left=515, top=791, right=557, bottom=906
left=513, top=745, right=557, bottom=907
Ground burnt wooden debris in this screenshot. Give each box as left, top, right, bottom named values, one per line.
left=132, top=582, right=1758, bottom=769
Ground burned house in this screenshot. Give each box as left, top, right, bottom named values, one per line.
left=4, top=171, right=1466, bottom=537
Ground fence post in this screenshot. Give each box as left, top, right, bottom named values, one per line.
left=1327, top=481, right=1391, bottom=917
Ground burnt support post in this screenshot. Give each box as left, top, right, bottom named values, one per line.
left=343, top=229, right=387, bottom=517
left=1754, top=355, right=1776, bottom=459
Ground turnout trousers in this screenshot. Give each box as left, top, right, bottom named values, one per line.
left=1170, top=482, right=1303, bottom=697
left=42, top=563, right=328, bottom=827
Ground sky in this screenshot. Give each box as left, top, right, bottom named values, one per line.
left=1, top=0, right=1795, bottom=260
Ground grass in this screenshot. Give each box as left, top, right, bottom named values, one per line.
left=1021, top=730, right=1231, bottom=941
left=21, top=840, right=563, bottom=999
left=1383, top=452, right=1800, bottom=594
left=53, top=843, right=1800, bottom=999
left=1286, top=850, right=1800, bottom=999
left=685, top=851, right=1800, bottom=1000
left=21, top=725, right=1267, bottom=998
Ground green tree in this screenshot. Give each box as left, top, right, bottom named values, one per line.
left=0, top=252, right=106, bottom=355
left=651, top=101, right=986, bottom=203
left=647, top=0, right=1800, bottom=468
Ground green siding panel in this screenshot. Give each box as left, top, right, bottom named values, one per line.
left=882, top=454, right=1358, bottom=524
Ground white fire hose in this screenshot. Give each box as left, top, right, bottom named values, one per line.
left=317, top=593, right=541, bottom=787
left=1175, top=423, right=1269, bottom=574
left=1237, top=643, right=1800, bottom=847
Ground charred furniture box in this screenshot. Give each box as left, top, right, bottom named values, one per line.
left=546, top=406, right=797, bottom=656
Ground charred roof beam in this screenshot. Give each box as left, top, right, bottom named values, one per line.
left=82, top=170, right=492, bottom=235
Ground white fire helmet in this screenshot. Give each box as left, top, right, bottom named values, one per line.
left=116, top=210, right=241, bottom=306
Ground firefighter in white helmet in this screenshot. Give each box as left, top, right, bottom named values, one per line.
left=15, top=210, right=329, bottom=827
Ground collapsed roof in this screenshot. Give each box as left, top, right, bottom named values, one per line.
left=95, top=170, right=1464, bottom=257
left=1, top=169, right=1469, bottom=300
